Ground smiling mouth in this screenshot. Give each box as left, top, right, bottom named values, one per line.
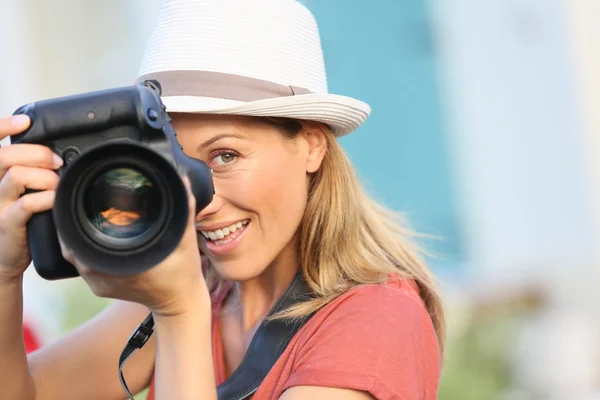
left=196, top=219, right=249, bottom=245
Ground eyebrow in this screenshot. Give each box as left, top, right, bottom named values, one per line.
left=196, top=132, right=245, bottom=152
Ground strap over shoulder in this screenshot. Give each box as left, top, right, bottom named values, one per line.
left=118, top=271, right=314, bottom=400
left=217, top=271, right=314, bottom=400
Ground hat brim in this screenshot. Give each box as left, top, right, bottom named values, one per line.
left=161, top=93, right=371, bottom=137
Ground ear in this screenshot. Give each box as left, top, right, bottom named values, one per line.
left=300, top=122, right=328, bottom=173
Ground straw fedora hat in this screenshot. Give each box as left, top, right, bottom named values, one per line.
left=135, top=0, right=371, bottom=136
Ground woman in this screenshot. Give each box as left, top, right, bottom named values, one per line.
left=0, top=0, right=444, bottom=399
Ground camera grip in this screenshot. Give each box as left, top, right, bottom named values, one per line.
left=11, top=86, right=160, bottom=146
left=25, top=190, right=79, bottom=280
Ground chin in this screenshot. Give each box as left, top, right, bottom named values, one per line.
left=210, top=260, right=266, bottom=283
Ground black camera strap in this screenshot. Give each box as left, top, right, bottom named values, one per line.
left=118, top=272, right=314, bottom=400
left=119, top=314, right=155, bottom=399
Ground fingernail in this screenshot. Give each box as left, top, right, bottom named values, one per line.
left=53, top=154, right=64, bottom=167
left=182, top=176, right=192, bottom=193
left=11, top=114, right=29, bottom=127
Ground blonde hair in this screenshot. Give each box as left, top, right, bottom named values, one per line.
left=204, top=118, right=446, bottom=354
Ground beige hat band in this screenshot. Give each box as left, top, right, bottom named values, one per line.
left=136, top=70, right=312, bottom=102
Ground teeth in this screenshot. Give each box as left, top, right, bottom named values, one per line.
left=199, top=220, right=248, bottom=241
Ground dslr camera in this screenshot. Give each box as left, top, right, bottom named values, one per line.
left=11, top=81, right=214, bottom=280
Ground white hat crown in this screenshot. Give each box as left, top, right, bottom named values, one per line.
left=137, top=0, right=371, bottom=136
left=139, top=0, right=328, bottom=93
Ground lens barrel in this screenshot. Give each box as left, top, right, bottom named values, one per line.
left=53, top=142, right=189, bottom=275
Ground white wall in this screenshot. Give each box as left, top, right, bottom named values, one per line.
left=565, top=0, right=600, bottom=265
left=430, top=0, right=597, bottom=280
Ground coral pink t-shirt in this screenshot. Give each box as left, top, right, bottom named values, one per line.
left=147, top=277, right=441, bottom=399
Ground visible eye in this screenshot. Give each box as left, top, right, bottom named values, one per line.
left=210, top=150, right=238, bottom=167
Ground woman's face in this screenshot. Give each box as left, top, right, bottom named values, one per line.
left=172, top=114, right=326, bottom=282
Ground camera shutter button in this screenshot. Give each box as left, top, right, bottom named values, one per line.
left=62, top=149, right=79, bottom=165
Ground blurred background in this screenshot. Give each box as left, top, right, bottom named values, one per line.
left=1, top=0, right=599, bottom=399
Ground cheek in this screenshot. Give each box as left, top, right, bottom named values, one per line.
left=221, top=153, right=308, bottom=229
left=262, top=158, right=308, bottom=219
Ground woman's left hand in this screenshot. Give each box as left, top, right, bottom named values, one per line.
left=59, top=176, right=209, bottom=317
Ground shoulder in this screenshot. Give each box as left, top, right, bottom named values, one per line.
left=300, top=277, right=435, bottom=342
left=285, top=277, right=441, bottom=400
left=341, top=276, right=426, bottom=315
left=287, top=280, right=441, bottom=400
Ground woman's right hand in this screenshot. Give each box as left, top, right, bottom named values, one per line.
left=0, top=115, right=63, bottom=283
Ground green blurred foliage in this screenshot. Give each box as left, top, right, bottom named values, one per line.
left=61, top=281, right=150, bottom=399
left=438, top=315, right=520, bottom=400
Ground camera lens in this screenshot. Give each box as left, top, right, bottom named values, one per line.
left=82, top=167, right=160, bottom=239
left=53, top=142, right=192, bottom=276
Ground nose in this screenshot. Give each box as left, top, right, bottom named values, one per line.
left=195, top=191, right=224, bottom=221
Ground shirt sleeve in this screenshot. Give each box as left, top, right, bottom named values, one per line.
left=282, top=283, right=441, bottom=400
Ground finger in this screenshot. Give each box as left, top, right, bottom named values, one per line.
left=182, top=175, right=192, bottom=193
left=182, top=176, right=196, bottom=223
left=1, top=190, right=55, bottom=228
left=57, top=234, right=95, bottom=277
left=181, top=176, right=198, bottom=245
left=57, top=235, right=76, bottom=265
left=0, top=115, right=30, bottom=140
left=0, top=144, right=63, bottom=177
left=0, top=166, right=60, bottom=203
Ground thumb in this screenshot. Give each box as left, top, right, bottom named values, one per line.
left=182, top=175, right=197, bottom=227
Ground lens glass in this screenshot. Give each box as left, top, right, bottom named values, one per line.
left=83, top=167, right=160, bottom=239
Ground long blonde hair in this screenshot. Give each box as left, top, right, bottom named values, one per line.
left=204, top=118, right=446, bottom=353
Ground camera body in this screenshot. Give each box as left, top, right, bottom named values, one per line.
left=11, top=82, right=214, bottom=280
